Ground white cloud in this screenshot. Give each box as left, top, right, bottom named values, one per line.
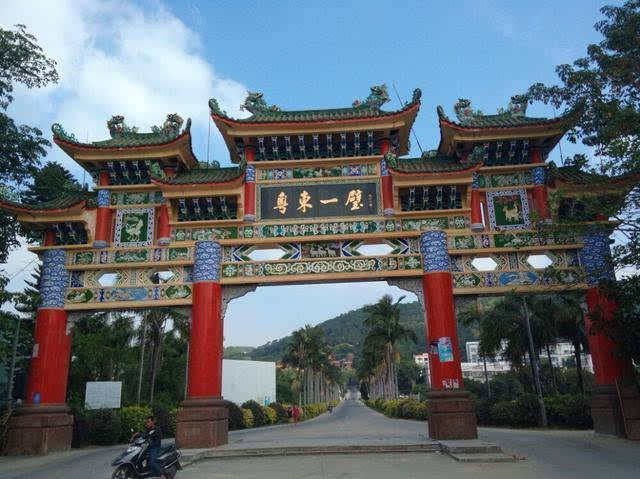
left=0, top=0, right=248, bottom=181
left=0, top=0, right=249, bottom=292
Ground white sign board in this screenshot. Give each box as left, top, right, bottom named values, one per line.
left=222, top=360, right=276, bottom=406
left=85, top=381, right=122, bottom=409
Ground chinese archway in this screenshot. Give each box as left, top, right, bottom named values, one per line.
left=2, top=86, right=636, bottom=454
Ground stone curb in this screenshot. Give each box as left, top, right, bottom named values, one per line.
left=180, top=440, right=518, bottom=466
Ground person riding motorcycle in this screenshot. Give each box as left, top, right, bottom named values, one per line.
left=136, top=415, right=164, bottom=479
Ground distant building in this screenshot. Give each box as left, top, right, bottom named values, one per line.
left=415, top=340, right=593, bottom=383
left=465, top=341, right=593, bottom=373
left=329, top=353, right=354, bottom=370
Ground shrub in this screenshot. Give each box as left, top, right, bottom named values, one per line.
left=475, top=399, right=492, bottom=426
left=513, top=394, right=541, bottom=428
left=402, top=399, right=428, bottom=420
left=368, top=398, right=428, bottom=421
left=71, top=409, right=92, bottom=448
left=152, top=404, right=175, bottom=438
left=268, top=402, right=289, bottom=424
left=228, top=402, right=245, bottom=430
left=488, top=400, right=519, bottom=427
left=119, top=405, right=152, bottom=442
left=89, top=409, right=121, bottom=445
left=302, top=402, right=328, bottom=419
left=241, top=408, right=254, bottom=428
left=241, top=400, right=267, bottom=427
left=545, top=394, right=592, bottom=429
left=263, top=406, right=277, bottom=425
left=169, top=408, right=179, bottom=436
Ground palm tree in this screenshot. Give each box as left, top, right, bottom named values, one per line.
left=458, top=298, right=491, bottom=397
left=362, top=295, right=416, bottom=400
left=143, top=307, right=188, bottom=404
left=547, top=293, right=590, bottom=396
left=477, top=293, right=548, bottom=426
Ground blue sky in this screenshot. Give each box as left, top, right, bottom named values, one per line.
left=0, top=0, right=617, bottom=346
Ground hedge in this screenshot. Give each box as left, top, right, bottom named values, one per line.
left=241, top=408, right=254, bottom=428
left=241, top=400, right=268, bottom=427
left=90, top=409, right=122, bottom=445
left=69, top=400, right=342, bottom=447
left=228, top=401, right=246, bottom=430
left=119, top=405, right=152, bottom=442
left=365, top=398, right=428, bottom=420
left=263, top=406, right=277, bottom=425
left=366, top=393, right=591, bottom=429
left=268, top=402, right=289, bottom=424
left=476, top=393, right=592, bottom=429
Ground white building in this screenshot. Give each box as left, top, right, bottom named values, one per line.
left=414, top=340, right=593, bottom=384
left=465, top=341, right=593, bottom=373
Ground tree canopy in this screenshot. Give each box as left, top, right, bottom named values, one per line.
left=0, top=24, right=59, bottom=262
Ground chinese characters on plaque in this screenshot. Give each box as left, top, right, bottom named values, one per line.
left=261, top=182, right=378, bottom=220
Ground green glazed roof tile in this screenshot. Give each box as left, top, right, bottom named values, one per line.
left=156, top=167, right=243, bottom=184
left=209, top=87, right=422, bottom=124
left=553, top=165, right=640, bottom=184
left=0, top=190, right=97, bottom=211
left=52, top=118, right=191, bottom=148
left=437, top=103, right=581, bottom=130
left=392, top=155, right=472, bottom=173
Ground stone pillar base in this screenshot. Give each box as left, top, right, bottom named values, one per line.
left=591, top=384, right=625, bottom=437
left=427, top=390, right=478, bottom=440
left=5, top=405, right=73, bottom=455
left=176, top=397, right=229, bottom=449
left=617, top=377, right=640, bottom=440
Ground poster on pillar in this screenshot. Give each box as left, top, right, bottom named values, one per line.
left=114, top=207, right=155, bottom=247
left=486, top=189, right=530, bottom=231
left=437, top=337, right=454, bottom=362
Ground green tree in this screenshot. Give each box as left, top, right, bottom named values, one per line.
left=361, top=295, right=417, bottom=400
left=526, top=1, right=640, bottom=364
left=282, top=325, right=335, bottom=404
left=67, top=313, right=136, bottom=407
left=0, top=24, right=59, bottom=262
left=21, top=161, right=81, bottom=205
left=458, top=299, right=492, bottom=397
left=476, top=293, right=548, bottom=426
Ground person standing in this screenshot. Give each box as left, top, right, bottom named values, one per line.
left=292, top=404, right=302, bottom=425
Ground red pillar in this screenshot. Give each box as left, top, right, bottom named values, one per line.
left=581, top=232, right=627, bottom=385
left=157, top=204, right=171, bottom=246
left=26, top=309, right=71, bottom=405
left=7, top=248, right=74, bottom=454
left=419, top=230, right=477, bottom=439
left=470, top=169, right=484, bottom=232
left=188, top=281, right=223, bottom=397
left=94, top=171, right=112, bottom=248
left=177, top=240, right=228, bottom=448
left=581, top=231, right=629, bottom=437
left=585, top=288, right=626, bottom=385
left=243, top=146, right=256, bottom=222
left=420, top=231, right=464, bottom=389
left=379, top=139, right=394, bottom=217
left=531, top=149, right=550, bottom=222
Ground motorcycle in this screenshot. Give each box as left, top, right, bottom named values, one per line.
left=111, top=435, right=181, bottom=479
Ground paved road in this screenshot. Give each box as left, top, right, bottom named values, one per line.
left=1, top=400, right=639, bottom=478
left=217, top=398, right=432, bottom=450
